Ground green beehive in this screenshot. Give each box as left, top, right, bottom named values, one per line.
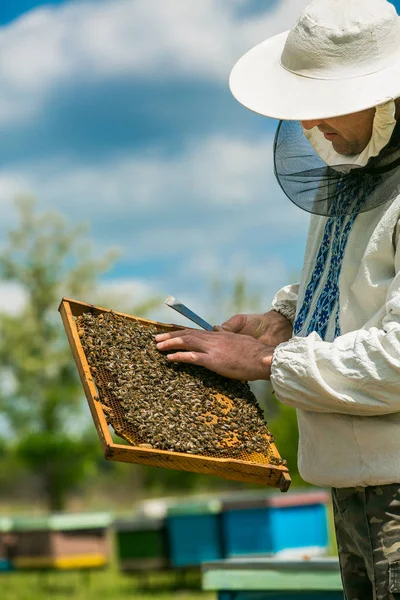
left=115, top=517, right=168, bottom=572
left=201, top=557, right=343, bottom=599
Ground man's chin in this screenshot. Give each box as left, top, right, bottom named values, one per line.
left=331, top=142, right=358, bottom=157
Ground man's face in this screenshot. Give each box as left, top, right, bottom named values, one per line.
left=301, top=107, right=376, bottom=155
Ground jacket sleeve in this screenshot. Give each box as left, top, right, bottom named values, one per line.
left=270, top=283, right=299, bottom=324
left=270, top=269, right=400, bottom=416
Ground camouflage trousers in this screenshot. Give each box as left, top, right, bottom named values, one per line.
left=332, top=484, right=400, bottom=600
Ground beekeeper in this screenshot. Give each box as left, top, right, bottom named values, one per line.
left=155, top=1, right=400, bottom=597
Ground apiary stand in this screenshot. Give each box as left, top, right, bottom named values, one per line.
left=59, top=298, right=291, bottom=491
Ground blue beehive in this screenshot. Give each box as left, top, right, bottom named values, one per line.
left=166, top=499, right=223, bottom=567
left=221, top=490, right=330, bottom=557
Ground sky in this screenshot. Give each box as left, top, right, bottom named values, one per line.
left=0, top=0, right=398, bottom=324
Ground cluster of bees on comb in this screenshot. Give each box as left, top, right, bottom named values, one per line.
left=77, top=311, right=284, bottom=462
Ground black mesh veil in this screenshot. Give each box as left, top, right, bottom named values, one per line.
left=273, top=120, right=400, bottom=217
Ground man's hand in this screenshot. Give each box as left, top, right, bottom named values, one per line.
left=218, top=310, right=293, bottom=346
left=155, top=329, right=274, bottom=381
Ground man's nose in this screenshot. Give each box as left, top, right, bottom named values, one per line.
left=301, top=119, right=324, bottom=130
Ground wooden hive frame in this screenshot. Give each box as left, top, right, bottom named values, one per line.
left=59, top=298, right=291, bottom=492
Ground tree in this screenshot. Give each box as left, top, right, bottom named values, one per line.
left=0, top=197, right=159, bottom=510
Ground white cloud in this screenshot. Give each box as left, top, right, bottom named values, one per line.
left=183, top=251, right=289, bottom=286
left=94, top=277, right=161, bottom=313
left=0, top=134, right=278, bottom=210
left=0, top=275, right=207, bottom=330
left=0, top=131, right=308, bottom=326
left=0, top=276, right=161, bottom=317
left=0, top=281, right=28, bottom=314
left=0, top=174, right=28, bottom=206
left=0, top=0, right=310, bottom=123
left=0, top=132, right=308, bottom=256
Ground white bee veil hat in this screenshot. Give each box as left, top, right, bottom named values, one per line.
left=229, top=0, right=400, bottom=121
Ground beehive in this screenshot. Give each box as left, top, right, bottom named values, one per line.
left=9, top=513, right=112, bottom=570
left=59, top=298, right=290, bottom=490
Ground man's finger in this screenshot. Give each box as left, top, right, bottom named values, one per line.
left=155, top=329, right=197, bottom=342
left=156, top=334, right=206, bottom=353
left=166, top=351, right=205, bottom=366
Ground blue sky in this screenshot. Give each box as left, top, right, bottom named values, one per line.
left=0, top=0, right=398, bottom=323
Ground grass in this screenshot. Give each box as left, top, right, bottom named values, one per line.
left=0, top=567, right=216, bottom=600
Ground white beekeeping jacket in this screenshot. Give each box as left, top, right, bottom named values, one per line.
left=270, top=194, right=400, bottom=488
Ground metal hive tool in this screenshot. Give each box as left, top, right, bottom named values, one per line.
left=59, top=298, right=291, bottom=491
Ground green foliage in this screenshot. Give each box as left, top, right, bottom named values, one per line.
left=140, top=464, right=255, bottom=496
left=0, top=198, right=118, bottom=510
left=268, top=398, right=303, bottom=485
left=16, top=431, right=99, bottom=511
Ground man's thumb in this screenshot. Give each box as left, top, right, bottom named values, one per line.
left=219, top=314, right=245, bottom=333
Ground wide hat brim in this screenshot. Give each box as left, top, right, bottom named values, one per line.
left=229, top=31, right=400, bottom=121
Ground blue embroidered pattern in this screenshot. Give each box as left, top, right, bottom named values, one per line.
left=293, top=175, right=379, bottom=341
